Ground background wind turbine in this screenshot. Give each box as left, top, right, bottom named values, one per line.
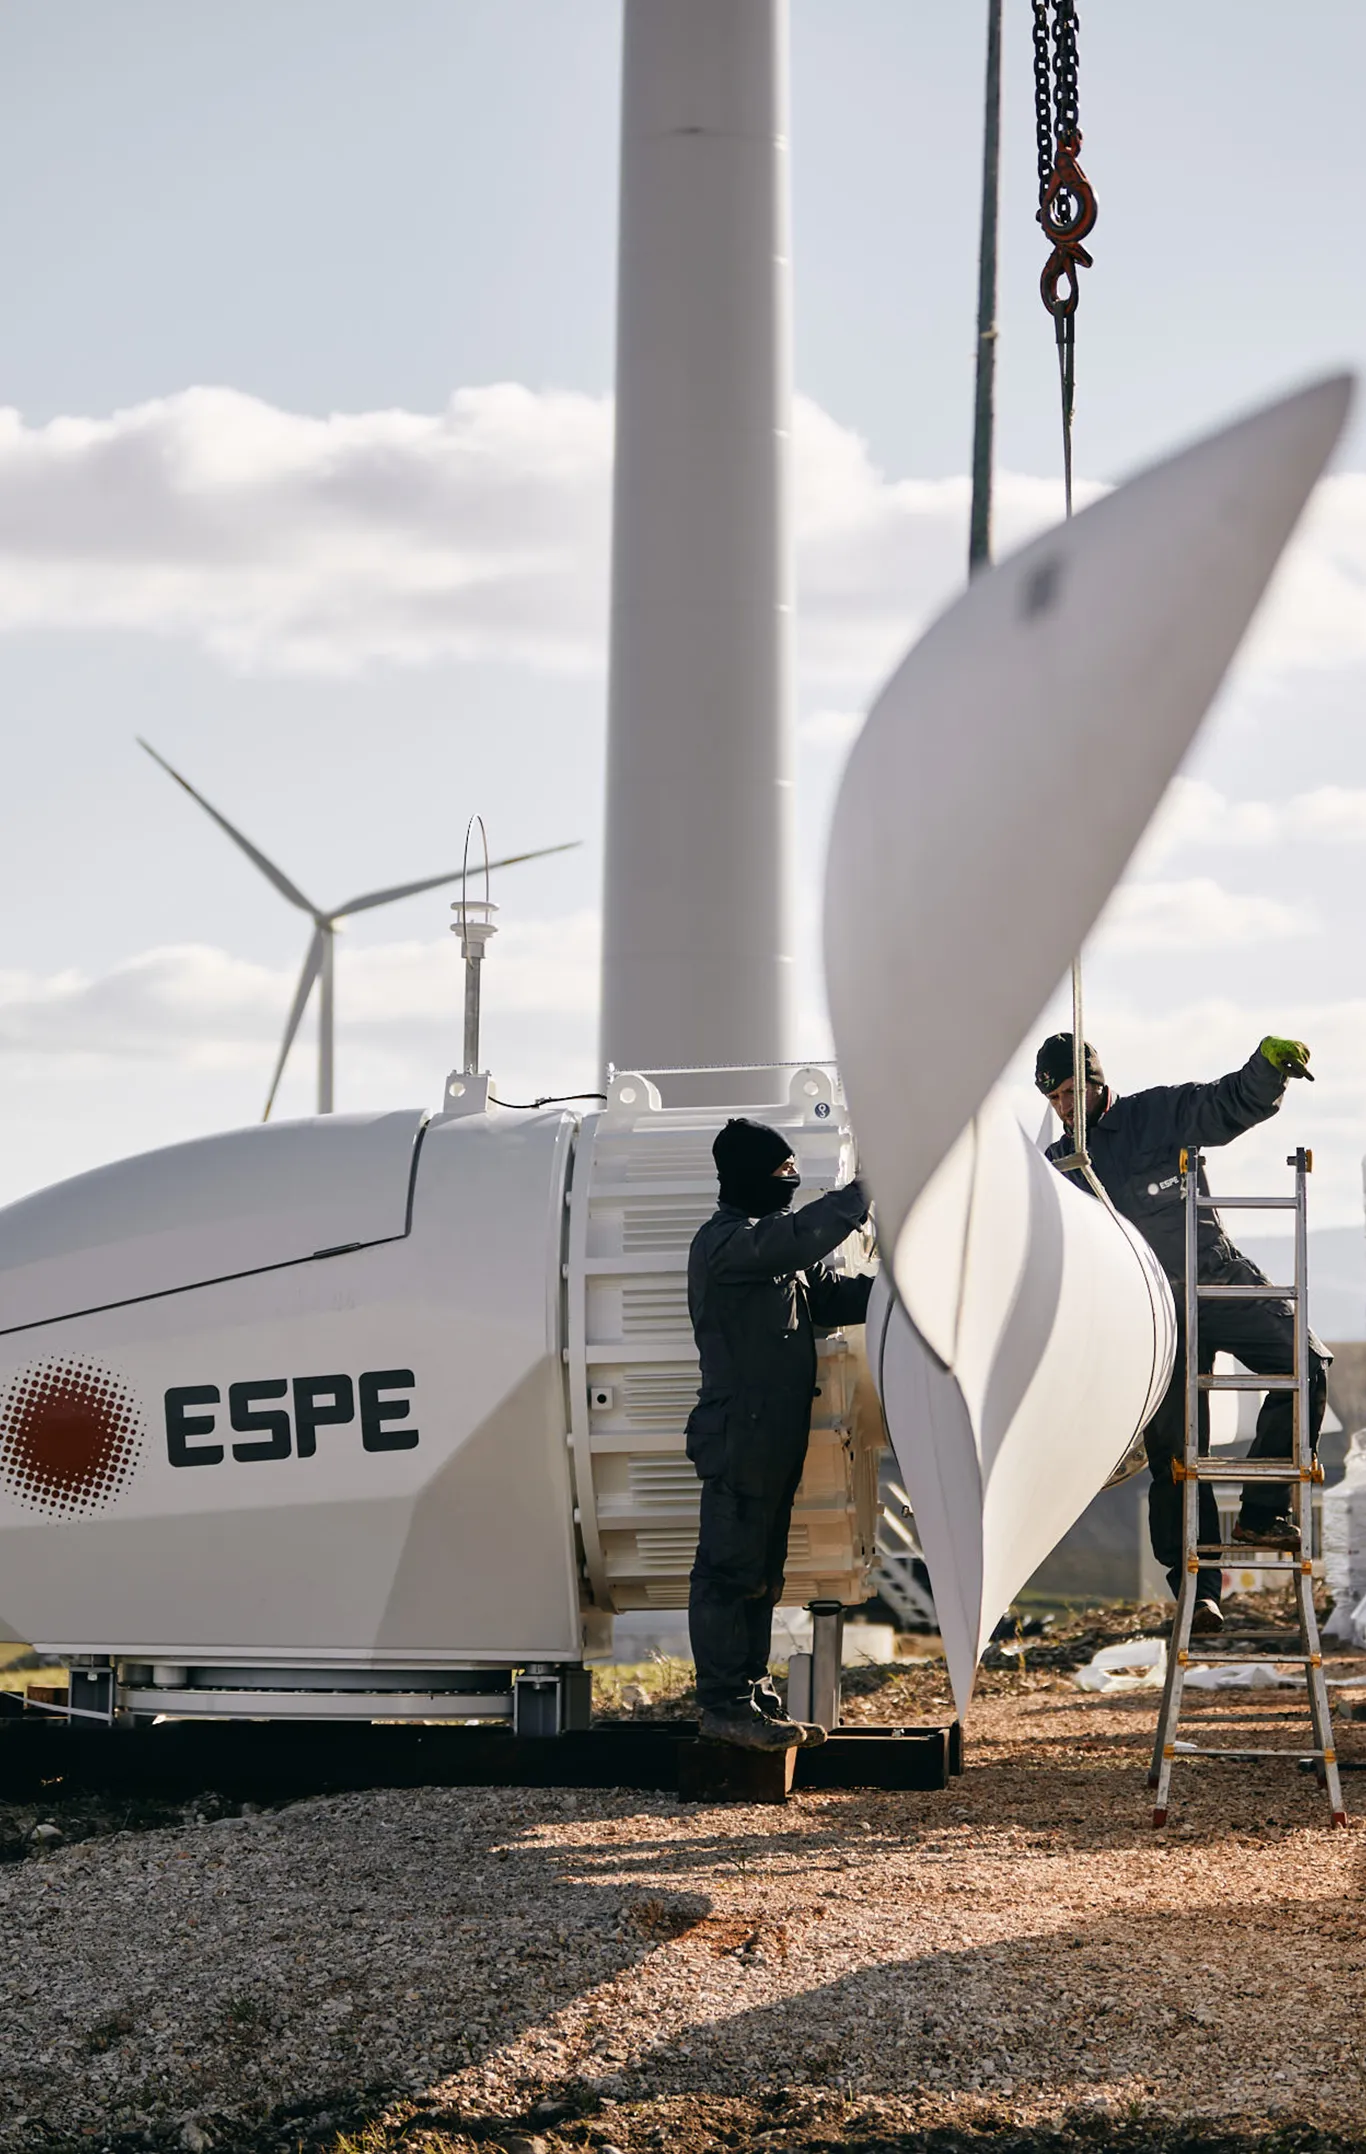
left=138, top=738, right=579, bottom=1119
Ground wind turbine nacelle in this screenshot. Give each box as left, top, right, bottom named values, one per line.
left=0, top=1072, right=879, bottom=1696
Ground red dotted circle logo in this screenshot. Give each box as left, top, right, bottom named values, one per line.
left=0, top=1360, right=145, bottom=1517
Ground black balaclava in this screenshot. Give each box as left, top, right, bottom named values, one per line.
left=1034, top=1032, right=1106, bottom=1096
left=713, top=1118, right=799, bottom=1216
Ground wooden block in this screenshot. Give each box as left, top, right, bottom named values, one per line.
left=676, top=1737, right=797, bottom=1803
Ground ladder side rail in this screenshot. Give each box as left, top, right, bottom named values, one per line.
left=1150, top=1147, right=1202, bottom=1815
left=1296, top=1150, right=1310, bottom=1484
left=1301, top=1559, right=1344, bottom=1815
left=1293, top=1153, right=1314, bottom=1672
left=1292, top=1147, right=1347, bottom=1820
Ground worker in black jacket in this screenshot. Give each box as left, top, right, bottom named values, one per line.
left=686, top=1118, right=874, bottom=1748
left=1037, top=1032, right=1327, bottom=1636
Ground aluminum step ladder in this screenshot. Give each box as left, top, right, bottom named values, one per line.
left=1149, top=1145, right=1346, bottom=1828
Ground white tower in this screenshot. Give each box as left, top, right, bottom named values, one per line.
left=599, top=0, right=795, bottom=1095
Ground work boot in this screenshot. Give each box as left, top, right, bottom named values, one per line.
left=699, top=1702, right=802, bottom=1750
left=1190, top=1598, right=1224, bottom=1637
left=1232, top=1515, right=1301, bottom=1553
left=752, top=1679, right=827, bottom=1747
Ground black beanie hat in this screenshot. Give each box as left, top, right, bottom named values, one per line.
left=1034, top=1032, right=1106, bottom=1096
left=712, top=1118, right=798, bottom=1216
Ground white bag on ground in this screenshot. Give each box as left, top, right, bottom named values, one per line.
left=1322, top=1430, right=1366, bottom=1641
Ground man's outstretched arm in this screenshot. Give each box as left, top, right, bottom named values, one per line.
left=1140, top=1040, right=1303, bottom=1151
left=708, top=1180, right=870, bottom=1282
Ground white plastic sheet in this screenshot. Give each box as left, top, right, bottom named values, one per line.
left=1323, top=1430, right=1366, bottom=1644
left=1071, top=1638, right=1167, bottom=1694
left=826, top=377, right=1352, bottom=1716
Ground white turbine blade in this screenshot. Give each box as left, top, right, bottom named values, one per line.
left=262, top=928, right=324, bottom=1122
left=138, top=738, right=320, bottom=917
left=870, top=1094, right=1175, bottom=1717
left=824, top=374, right=1352, bottom=1248
left=829, top=377, right=1350, bottom=1720
left=331, top=840, right=581, bottom=919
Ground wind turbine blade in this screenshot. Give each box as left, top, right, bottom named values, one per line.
left=826, top=373, right=1351, bottom=1720
left=262, top=928, right=324, bottom=1122
left=138, top=738, right=320, bottom=917
left=825, top=373, right=1353, bottom=1246
left=331, top=840, right=581, bottom=919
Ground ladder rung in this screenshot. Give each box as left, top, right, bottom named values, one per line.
left=1180, top=1456, right=1316, bottom=1477
left=1198, top=1374, right=1298, bottom=1391
left=1200, top=1474, right=1312, bottom=1487
left=1196, top=1283, right=1296, bottom=1301
left=1195, top=1196, right=1297, bottom=1210
left=1193, top=1524, right=1310, bottom=1541
left=1193, top=1553, right=1315, bottom=1571
left=1177, top=1650, right=1319, bottom=1665
left=1172, top=1745, right=1327, bottom=1760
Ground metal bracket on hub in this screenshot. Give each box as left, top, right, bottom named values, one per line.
left=68, top=1662, right=116, bottom=1725
left=513, top=1664, right=592, bottom=1738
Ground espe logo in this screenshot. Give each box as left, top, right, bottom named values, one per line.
left=165, top=1369, right=416, bottom=1468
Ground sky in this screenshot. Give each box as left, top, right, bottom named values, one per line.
left=1, top=0, right=1365, bottom=1258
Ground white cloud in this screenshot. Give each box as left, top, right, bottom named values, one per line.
left=789, top=399, right=1093, bottom=691
left=0, top=920, right=605, bottom=1205
left=0, top=384, right=613, bottom=675
left=0, top=913, right=600, bottom=1064
left=1243, top=473, right=1366, bottom=675
left=0, top=382, right=1357, bottom=693
left=1129, top=775, right=1366, bottom=875
left=0, top=946, right=280, bottom=1061
left=1095, top=877, right=1314, bottom=951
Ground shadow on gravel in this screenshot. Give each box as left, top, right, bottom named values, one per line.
left=13, top=1800, right=1364, bottom=2154
left=26, top=2090, right=1366, bottom=2154
left=591, top=1889, right=1366, bottom=2132
left=5, top=1703, right=1362, bottom=2154
left=0, top=1791, right=713, bottom=2154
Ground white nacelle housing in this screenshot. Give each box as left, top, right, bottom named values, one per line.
left=0, top=1109, right=581, bottom=1669
left=0, top=1073, right=879, bottom=1685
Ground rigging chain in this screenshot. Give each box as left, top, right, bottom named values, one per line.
left=1031, top=0, right=1095, bottom=515
left=1033, top=0, right=1102, bottom=1187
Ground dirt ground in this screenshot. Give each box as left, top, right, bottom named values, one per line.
left=3, top=1607, right=1366, bottom=2154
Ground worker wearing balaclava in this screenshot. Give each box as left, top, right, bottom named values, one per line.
left=685, top=1118, right=875, bottom=1749
left=1036, top=1030, right=1328, bottom=1639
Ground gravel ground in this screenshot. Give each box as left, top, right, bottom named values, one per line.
left=3, top=1633, right=1366, bottom=2154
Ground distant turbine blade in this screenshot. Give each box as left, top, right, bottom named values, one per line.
left=262, top=927, right=324, bottom=1122
left=331, top=839, right=582, bottom=919
left=138, top=738, right=320, bottom=917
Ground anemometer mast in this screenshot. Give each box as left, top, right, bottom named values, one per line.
left=452, top=817, right=497, bottom=1077
left=599, top=0, right=795, bottom=1095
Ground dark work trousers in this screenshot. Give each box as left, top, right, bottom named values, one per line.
left=1143, top=1257, right=1328, bottom=1604
left=688, top=1433, right=808, bottom=1712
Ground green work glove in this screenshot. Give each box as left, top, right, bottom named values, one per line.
left=1260, top=1035, right=1314, bottom=1081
